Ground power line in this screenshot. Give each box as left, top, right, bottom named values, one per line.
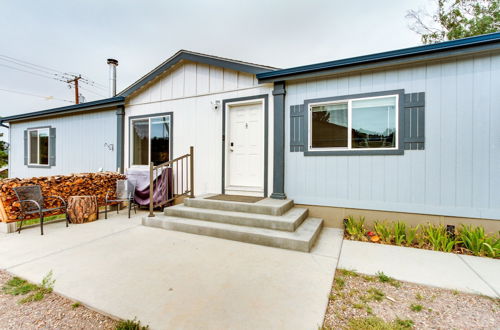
left=0, top=63, right=67, bottom=82
left=0, top=54, right=67, bottom=75
left=0, top=87, right=73, bottom=103
left=79, top=85, right=107, bottom=98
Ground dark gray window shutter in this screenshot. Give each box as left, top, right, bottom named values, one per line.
left=290, top=104, right=306, bottom=152
left=23, top=130, right=28, bottom=165
left=49, top=127, right=56, bottom=166
left=403, top=92, right=425, bottom=150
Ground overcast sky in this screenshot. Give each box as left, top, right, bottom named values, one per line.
left=0, top=0, right=434, bottom=119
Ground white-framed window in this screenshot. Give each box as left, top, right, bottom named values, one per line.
left=28, top=128, right=50, bottom=166
left=308, top=94, right=398, bottom=151
left=130, top=114, right=171, bottom=166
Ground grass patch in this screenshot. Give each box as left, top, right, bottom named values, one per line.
left=415, top=293, right=423, bottom=301
left=72, top=302, right=82, bottom=309
left=334, top=277, right=346, bottom=290
left=339, top=269, right=358, bottom=277
left=376, top=271, right=401, bottom=288
left=1, top=271, right=55, bottom=304
left=410, top=303, right=423, bottom=312
left=17, top=214, right=66, bottom=228
left=352, top=302, right=365, bottom=309
left=347, top=316, right=413, bottom=329
left=361, top=275, right=377, bottom=282
left=115, top=317, right=149, bottom=330
left=367, top=288, right=385, bottom=302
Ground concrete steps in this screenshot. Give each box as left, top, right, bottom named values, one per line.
left=142, top=195, right=324, bottom=252
left=143, top=216, right=323, bottom=252
left=165, top=204, right=308, bottom=231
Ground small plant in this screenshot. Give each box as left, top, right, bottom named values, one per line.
left=2, top=271, right=56, bottom=304
left=376, top=271, right=401, bottom=288
left=344, top=216, right=366, bottom=240
left=352, top=302, right=364, bottom=309
left=405, top=225, right=419, bottom=247
left=115, top=317, right=149, bottom=330
left=376, top=271, right=391, bottom=283
left=347, top=316, right=413, bottom=330
left=415, top=293, right=423, bottom=300
left=395, top=318, right=414, bottom=328
left=72, top=302, right=82, bottom=309
left=392, top=221, right=407, bottom=246
left=374, top=221, right=392, bottom=243
left=367, top=287, right=385, bottom=302
left=2, top=277, right=38, bottom=296
left=423, top=224, right=460, bottom=252
left=410, top=303, right=423, bottom=312
left=334, top=277, right=346, bottom=290
left=459, top=225, right=499, bottom=258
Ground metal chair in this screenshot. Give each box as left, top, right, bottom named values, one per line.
left=105, top=180, right=137, bottom=219
left=13, top=185, right=68, bottom=235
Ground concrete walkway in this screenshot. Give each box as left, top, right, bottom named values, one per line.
left=0, top=212, right=343, bottom=330
left=338, top=240, right=500, bottom=298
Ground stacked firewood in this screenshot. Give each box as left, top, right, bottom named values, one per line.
left=0, top=172, right=126, bottom=222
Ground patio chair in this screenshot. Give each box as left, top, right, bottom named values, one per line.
left=13, top=185, right=68, bottom=235
left=105, top=179, right=137, bottom=219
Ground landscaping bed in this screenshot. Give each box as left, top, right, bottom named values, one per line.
left=343, top=216, right=499, bottom=258
left=323, top=269, right=500, bottom=329
left=0, top=270, right=118, bottom=329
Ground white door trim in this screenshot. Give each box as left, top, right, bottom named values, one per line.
left=222, top=95, right=268, bottom=197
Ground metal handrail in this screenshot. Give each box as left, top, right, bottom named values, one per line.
left=148, top=146, right=194, bottom=217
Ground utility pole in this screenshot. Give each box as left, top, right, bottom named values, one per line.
left=67, top=75, right=82, bottom=104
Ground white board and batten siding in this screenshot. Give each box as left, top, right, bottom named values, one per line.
left=9, top=110, right=117, bottom=178
left=285, top=52, right=500, bottom=220
left=124, top=60, right=274, bottom=196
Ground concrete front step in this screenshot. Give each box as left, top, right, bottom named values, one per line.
left=184, top=195, right=294, bottom=216
left=165, top=204, right=308, bottom=232
left=142, top=215, right=324, bottom=252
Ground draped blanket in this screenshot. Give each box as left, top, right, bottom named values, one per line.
left=126, top=167, right=173, bottom=206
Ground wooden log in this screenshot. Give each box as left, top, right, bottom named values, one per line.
left=0, top=172, right=126, bottom=222
left=67, top=196, right=98, bottom=224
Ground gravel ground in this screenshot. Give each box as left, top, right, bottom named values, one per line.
left=323, top=269, right=500, bottom=330
left=0, top=270, right=118, bottom=330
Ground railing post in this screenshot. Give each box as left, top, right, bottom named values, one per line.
left=148, top=162, right=155, bottom=217
left=189, top=146, right=194, bottom=198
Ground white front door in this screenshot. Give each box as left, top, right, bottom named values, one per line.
left=225, top=100, right=264, bottom=195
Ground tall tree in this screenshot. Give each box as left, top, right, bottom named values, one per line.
left=407, top=0, right=500, bottom=44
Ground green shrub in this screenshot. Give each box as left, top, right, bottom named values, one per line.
left=459, top=225, right=499, bottom=258
left=423, top=224, right=460, bottom=252
left=344, top=216, right=366, bottom=240
left=115, top=318, right=149, bottom=330
left=405, top=225, right=419, bottom=247
left=374, top=221, right=392, bottom=243
left=347, top=316, right=413, bottom=329
left=392, top=221, right=407, bottom=246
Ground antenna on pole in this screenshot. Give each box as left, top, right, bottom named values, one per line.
left=66, top=75, right=82, bottom=104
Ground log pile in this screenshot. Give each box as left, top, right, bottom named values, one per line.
left=0, top=172, right=126, bottom=222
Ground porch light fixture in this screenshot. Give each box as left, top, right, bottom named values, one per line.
left=211, top=100, right=221, bottom=111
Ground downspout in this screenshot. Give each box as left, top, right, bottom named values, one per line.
left=116, top=106, right=125, bottom=174
left=270, top=81, right=287, bottom=199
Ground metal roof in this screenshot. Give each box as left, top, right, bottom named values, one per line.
left=0, top=96, right=125, bottom=124
left=257, top=32, right=500, bottom=82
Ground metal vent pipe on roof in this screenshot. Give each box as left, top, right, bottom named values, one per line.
left=107, top=58, right=118, bottom=97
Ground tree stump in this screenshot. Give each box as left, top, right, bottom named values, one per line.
left=67, top=196, right=98, bottom=224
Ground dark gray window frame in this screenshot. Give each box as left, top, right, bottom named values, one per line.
left=128, top=112, right=174, bottom=167
left=25, top=125, right=55, bottom=168
left=221, top=94, right=269, bottom=197
left=303, top=89, right=405, bottom=156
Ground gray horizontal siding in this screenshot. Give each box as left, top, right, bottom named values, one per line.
left=9, top=110, right=117, bottom=178
left=285, top=52, right=500, bottom=220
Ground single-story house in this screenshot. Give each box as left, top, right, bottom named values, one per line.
left=2, top=32, right=499, bottom=230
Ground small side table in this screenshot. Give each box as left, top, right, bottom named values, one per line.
left=67, top=196, right=99, bottom=224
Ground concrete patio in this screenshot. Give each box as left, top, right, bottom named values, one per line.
left=0, top=212, right=343, bottom=330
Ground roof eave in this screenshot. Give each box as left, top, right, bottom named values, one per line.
left=257, top=33, right=500, bottom=83
left=1, top=96, right=125, bottom=124
left=119, top=51, right=277, bottom=98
